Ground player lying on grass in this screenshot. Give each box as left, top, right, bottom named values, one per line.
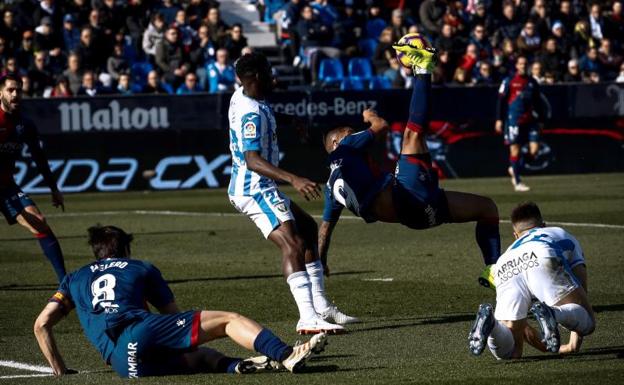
left=227, top=52, right=356, bottom=335
left=468, top=202, right=595, bottom=359
left=34, top=225, right=328, bottom=378
left=318, top=43, right=501, bottom=286
left=0, top=73, right=67, bottom=283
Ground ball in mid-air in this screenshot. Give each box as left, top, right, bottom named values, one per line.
left=395, top=33, right=432, bottom=69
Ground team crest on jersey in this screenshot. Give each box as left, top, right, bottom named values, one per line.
left=243, top=121, right=257, bottom=138
left=275, top=203, right=288, bottom=213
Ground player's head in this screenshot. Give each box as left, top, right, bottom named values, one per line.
left=323, top=126, right=354, bottom=153
left=235, top=52, right=274, bottom=98
left=510, top=201, right=545, bottom=238
left=0, top=73, right=23, bottom=113
left=515, top=56, right=528, bottom=76
left=88, top=225, right=134, bottom=260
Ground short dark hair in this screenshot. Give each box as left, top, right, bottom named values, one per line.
left=510, top=202, right=543, bottom=231
left=235, top=52, right=270, bottom=79
left=88, top=225, right=133, bottom=260
left=0, top=73, right=22, bottom=89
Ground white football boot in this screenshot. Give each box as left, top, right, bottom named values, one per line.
left=296, top=317, right=345, bottom=335
left=320, top=305, right=360, bottom=325
left=282, top=333, right=328, bottom=373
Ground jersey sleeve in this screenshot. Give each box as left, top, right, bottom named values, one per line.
left=564, top=232, right=586, bottom=269
left=241, top=112, right=263, bottom=152
left=322, top=185, right=343, bottom=222
left=48, top=274, right=75, bottom=314
left=339, top=129, right=374, bottom=150
left=144, top=263, right=175, bottom=308
left=496, top=79, right=509, bottom=121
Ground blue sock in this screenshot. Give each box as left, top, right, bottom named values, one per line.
left=253, top=328, right=292, bottom=362
left=475, top=220, right=501, bottom=265
left=407, top=74, right=431, bottom=133
left=510, top=156, right=521, bottom=185
left=37, top=232, right=67, bottom=283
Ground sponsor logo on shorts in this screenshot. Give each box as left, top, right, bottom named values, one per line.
left=497, top=251, right=540, bottom=282
left=127, top=342, right=138, bottom=378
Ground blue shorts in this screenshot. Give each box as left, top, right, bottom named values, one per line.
left=392, top=154, right=449, bottom=230
left=0, top=184, right=35, bottom=224
left=504, top=121, right=540, bottom=145
left=109, top=310, right=201, bottom=378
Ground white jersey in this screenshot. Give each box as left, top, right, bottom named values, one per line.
left=228, top=88, right=279, bottom=197
left=493, top=227, right=580, bottom=321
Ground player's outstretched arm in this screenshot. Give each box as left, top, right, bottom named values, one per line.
left=362, top=109, right=389, bottom=136
left=244, top=151, right=321, bottom=200
left=34, top=302, right=71, bottom=376
left=318, top=220, right=338, bottom=276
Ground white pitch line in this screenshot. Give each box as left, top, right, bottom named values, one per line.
left=46, top=209, right=624, bottom=230
left=362, top=278, right=394, bottom=282
left=0, top=360, right=53, bottom=374
left=0, top=374, right=53, bottom=379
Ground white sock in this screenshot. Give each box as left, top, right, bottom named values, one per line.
left=552, top=303, right=594, bottom=335
left=487, top=321, right=515, bottom=360
left=306, top=260, right=332, bottom=313
left=286, top=271, right=318, bottom=321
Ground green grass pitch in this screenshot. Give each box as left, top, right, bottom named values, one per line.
left=1, top=173, right=623, bottom=384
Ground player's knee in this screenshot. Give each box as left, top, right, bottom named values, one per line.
left=226, top=312, right=244, bottom=323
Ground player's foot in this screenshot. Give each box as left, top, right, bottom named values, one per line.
left=296, top=318, right=345, bottom=335
left=235, top=355, right=282, bottom=374
left=468, top=303, right=495, bottom=356
left=320, top=305, right=360, bottom=325
left=514, top=182, right=531, bottom=192
left=392, top=44, right=437, bottom=73
left=478, top=264, right=496, bottom=290
left=281, top=333, right=328, bottom=373
left=530, top=302, right=560, bottom=353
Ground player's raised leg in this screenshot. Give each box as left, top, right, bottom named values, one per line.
left=15, top=204, right=67, bottom=282
left=290, top=202, right=359, bottom=325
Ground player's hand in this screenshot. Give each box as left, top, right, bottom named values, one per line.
left=362, top=108, right=378, bottom=123
left=291, top=176, right=321, bottom=201
left=495, top=120, right=503, bottom=134
left=51, top=189, right=64, bottom=212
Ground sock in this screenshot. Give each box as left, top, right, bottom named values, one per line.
left=37, top=232, right=67, bottom=283
left=487, top=321, right=514, bottom=360
left=215, top=356, right=242, bottom=374
left=552, top=303, right=594, bottom=335
left=509, top=155, right=521, bottom=185
left=253, top=328, right=293, bottom=362
left=286, top=271, right=318, bottom=321
left=406, top=74, right=431, bottom=133
left=306, top=260, right=332, bottom=313
left=475, top=218, right=501, bottom=265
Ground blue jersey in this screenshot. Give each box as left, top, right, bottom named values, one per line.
left=496, top=74, right=543, bottom=126
left=228, top=87, right=279, bottom=197
left=50, top=258, right=174, bottom=362
left=322, top=129, right=392, bottom=223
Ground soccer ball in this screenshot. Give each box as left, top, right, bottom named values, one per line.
left=395, top=33, right=433, bottom=69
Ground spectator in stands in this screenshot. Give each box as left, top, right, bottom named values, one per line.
left=332, top=5, right=362, bottom=56
left=572, top=21, right=597, bottom=60
left=372, top=27, right=394, bottom=73
left=62, top=14, right=80, bottom=52
left=452, top=67, right=469, bottom=86
left=551, top=21, right=572, bottom=57
left=543, top=71, right=556, bottom=85
left=188, top=0, right=218, bottom=30
left=33, top=0, right=62, bottom=32
left=587, top=3, right=605, bottom=40
left=469, top=24, right=493, bottom=60
left=528, top=0, right=551, bottom=39
left=1, top=57, right=18, bottom=77
left=419, top=0, right=446, bottom=37
left=176, top=72, right=202, bottom=94
left=0, top=10, right=19, bottom=54
left=16, top=31, right=35, bottom=71
left=174, top=9, right=196, bottom=51
left=586, top=71, right=601, bottom=83
left=390, top=9, right=410, bottom=42
left=50, top=76, right=72, bottom=97
left=125, top=0, right=150, bottom=56
left=142, top=70, right=168, bottom=94
left=531, top=61, right=544, bottom=83
left=555, top=0, right=577, bottom=34
left=205, top=7, right=229, bottom=46
left=496, top=2, right=522, bottom=44
left=47, top=46, right=67, bottom=76
left=597, top=38, right=622, bottom=80
left=207, top=48, right=236, bottom=93
left=616, top=62, right=624, bottom=83
left=191, top=24, right=216, bottom=89
left=28, top=51, right=54, bottom=97
left=435, top=24, right=463, bottom=62
left=87, top=9, right=108, bottom=55
left=62, top=53, right=82, bottom=95
left=155, top=26, right=189, bottom=88
left=143, top=13, right=165, bottom=60
left=442, top=1, right=468, bottom=36
left=432, top=49, right=454, bottom=84
left=158, top=0, right=181, bottom=26
left=516, top=21, right=541, bottom=59
left=107, top=44, right=130, bottom=82
left=605, top=1, right=623, bottom=49
left=0, top=37, right=7, bottom=66
left=310, top=0, right=339, bottom=28
left=473, top=61, right=495, bottom=85
left=563, top=59, right=582, bottom=82
left=579, top=46, right=601, bottom=76
left=458, top=43, right=479, bottom=74
left=116, top=73, right=132, bottom=95
left=538, top=37, right=564, bottom=79
left=66, top=0, right=91, bottom=27
left=365, top=5, right=386, bottom=40
left=34, top=17, right=58, bottom=52
left=77, top=27, right=101, bottom=71
left=76, top=70, right=103, bottom=96
left=99, top=0, right=123, bottom=34
left=383, top=57, right=401, bottom=85
left=21, top=75, right=32, bottom=98
left=297, top=5, right=332, bottom=48
left=223, top=23, right=248, bottom=61
left=469, top=1, right=496, bottom=36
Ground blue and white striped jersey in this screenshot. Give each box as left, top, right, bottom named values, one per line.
left=228, top=88, right=279, bottom=196
left=505, top=226, right=586, bottom=269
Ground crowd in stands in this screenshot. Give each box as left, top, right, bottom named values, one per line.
left=0, top=0, right=622, bottom=98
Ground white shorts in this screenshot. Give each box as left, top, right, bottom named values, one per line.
left=229, top=188, right=294, bottom=238
left=494, top=246, right=578, bottom=321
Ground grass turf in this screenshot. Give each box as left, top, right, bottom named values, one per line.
left=1, top=173, right=623, bottom=384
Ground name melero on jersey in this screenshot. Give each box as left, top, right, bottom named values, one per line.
left=90, top=261, right=129, bottom=273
